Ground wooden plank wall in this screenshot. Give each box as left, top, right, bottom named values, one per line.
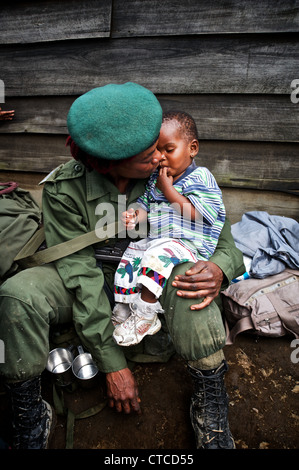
left=0, top=0, right=298, bottom=223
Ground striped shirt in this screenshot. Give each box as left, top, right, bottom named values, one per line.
left=137, top=162, right=226, bottom=260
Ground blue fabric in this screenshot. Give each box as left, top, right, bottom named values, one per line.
left=231, top=211, right=299, bottom=278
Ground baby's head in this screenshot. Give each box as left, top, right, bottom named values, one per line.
left=158, top=111, right=199, bottom=180
left=162, top=111, right=199, bottom=144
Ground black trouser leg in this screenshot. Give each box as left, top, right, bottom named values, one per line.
left=5, top=376, right=53, bottom=449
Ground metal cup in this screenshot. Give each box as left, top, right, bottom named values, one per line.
left=46, top=346, right=75, bottom=386
left=71, top=345, right=99, bottom=388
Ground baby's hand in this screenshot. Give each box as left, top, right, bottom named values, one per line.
left=156, top=167, right=173, bottom=192
left=121, top=208, right=138, bottom=229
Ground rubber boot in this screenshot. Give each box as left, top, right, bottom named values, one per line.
left=5, top=376, right=54, bottom=449
left=188, top=360, right=235, bottom=449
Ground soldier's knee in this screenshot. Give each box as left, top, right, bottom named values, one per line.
left=162, top=295, right=226, bottom=361
left=1, top=268, right=40, bottom=300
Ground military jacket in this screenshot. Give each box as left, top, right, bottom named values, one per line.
left=42, top=160, right=244, bottom=373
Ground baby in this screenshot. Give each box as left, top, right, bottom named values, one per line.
left=112, top=111, right=226, bottom=346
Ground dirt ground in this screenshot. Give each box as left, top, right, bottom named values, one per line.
left=1, top=333, right=298, bottom=450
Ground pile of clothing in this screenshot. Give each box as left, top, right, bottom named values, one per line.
left=231, top=211, right=299, bottom=280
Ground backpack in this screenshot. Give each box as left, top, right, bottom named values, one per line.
left=0, top=182, right=42, bottom=281
left=0, top=183, right=126, bottom=273
left=221, top=269, right=299, bottom=345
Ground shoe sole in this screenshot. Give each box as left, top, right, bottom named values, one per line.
left=113, top=317, right=162, bottom=347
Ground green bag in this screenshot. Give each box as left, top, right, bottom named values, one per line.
left=0, top=182, right=42, bottom=280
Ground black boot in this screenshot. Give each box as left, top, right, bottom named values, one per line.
left=188, top=360, right=235, bottom=449
left=5, top=376, right=54, bottom=449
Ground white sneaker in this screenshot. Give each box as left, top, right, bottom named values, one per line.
left=112, top=296, right=163, bottom=346
left=111, top=302, right=131, bottom=326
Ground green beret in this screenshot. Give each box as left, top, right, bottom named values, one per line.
left=67, top=82, right=162, bottom=160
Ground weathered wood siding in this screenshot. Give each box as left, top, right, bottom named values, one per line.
left=0, top=0, right=298, bottom=222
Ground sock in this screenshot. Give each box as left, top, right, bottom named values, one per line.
left=188, top=350, right=225, bottom=372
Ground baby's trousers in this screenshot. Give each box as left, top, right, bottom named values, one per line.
left=0, top=262, right=226, bottom=381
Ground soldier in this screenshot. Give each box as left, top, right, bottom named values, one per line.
left=0, top=82, right=244, bottom=449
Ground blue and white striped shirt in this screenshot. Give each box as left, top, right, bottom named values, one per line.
left=137, top=162, right=226, bottom=260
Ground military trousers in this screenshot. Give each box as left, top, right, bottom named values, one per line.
left=0, top=262, right=226, bottom=382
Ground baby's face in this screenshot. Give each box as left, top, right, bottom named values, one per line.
left=157, top=121, right=194, bottom=181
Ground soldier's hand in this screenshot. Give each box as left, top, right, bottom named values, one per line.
left=106, top=367, right=141, bottom=414
left=172, top=260, right=224, bottom=310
